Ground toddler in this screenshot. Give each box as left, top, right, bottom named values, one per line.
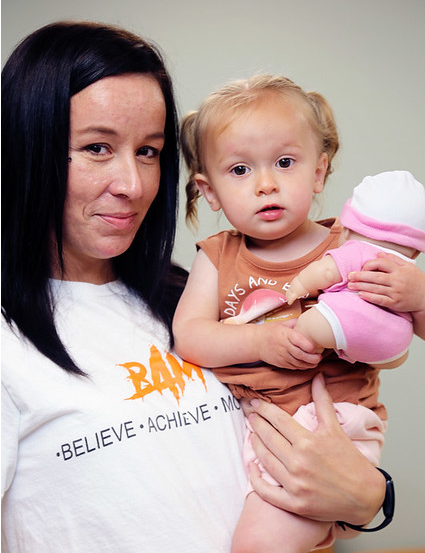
left=173, top=74, right=425, bottom=553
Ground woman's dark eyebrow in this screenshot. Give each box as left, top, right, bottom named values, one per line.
left=75, top=127, right=165, bottom=141
left=76, top=126, right=118, bottom=136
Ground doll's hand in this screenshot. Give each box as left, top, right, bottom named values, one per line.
left=347, top=252, right=425, bottom=313
left=255, top=320, right=322, bottom=370
left=286, top=276, right=309, bottom=306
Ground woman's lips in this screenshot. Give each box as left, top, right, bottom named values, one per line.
left=98, top=212, right=138, bottom=230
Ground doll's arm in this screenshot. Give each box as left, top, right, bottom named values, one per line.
left=172, top=250, right=322, bottom=370
left=286, top=254, right=342, bottom=305
left=348, top=252, right=425, bottom=339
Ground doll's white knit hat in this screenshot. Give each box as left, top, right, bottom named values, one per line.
left=339, top=170, right=425, bottom=252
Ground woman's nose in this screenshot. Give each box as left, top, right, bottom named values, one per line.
left=109, top=156, right=143, bottom=198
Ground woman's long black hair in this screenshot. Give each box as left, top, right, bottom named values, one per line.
left=1, top=21, right=186, bottom=375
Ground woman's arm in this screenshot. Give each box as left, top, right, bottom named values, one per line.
left=243, top=374, right=386, bottom=525
left=347, top=252, right=425, bottom=339
left=173, top=250, right=322, bottom=369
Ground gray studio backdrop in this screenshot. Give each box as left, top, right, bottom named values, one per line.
left=2, top=1, right=424, bottom=550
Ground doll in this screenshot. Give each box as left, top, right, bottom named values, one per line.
left=286, top=170, right=425, bottom=368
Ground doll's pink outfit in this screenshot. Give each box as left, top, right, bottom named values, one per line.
left=320, top=170, right=425, bottom=364
left=317, top=240, right=414, bottom=364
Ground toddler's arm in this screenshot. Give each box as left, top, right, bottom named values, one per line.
left=172, top=250, right=322, bottom=370
left=348, top=252, right=425, bottom=339
left=286, top=255, right=342, bottom=305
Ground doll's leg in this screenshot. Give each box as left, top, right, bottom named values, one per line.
left=231, top=491, right=334, bottom=553
left=294, top=307, right=337, bottom=351
left=369, top=349, right=409, bottom=369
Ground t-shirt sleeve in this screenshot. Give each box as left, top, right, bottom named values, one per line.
left=196, top=232, right=229, bottom=269
left=1, top=383, right=20, bottom=498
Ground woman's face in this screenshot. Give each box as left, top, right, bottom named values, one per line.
left=58, top=73, right=166, bottom=283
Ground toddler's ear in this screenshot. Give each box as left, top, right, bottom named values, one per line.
left=195, top=173, right=221, bottom=212
left=313, top=152, right=329, bottom=193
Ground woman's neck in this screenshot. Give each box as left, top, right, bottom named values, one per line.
left=50, top=256, right=115, bottom=284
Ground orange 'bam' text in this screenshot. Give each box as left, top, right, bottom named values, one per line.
left=119, top=345, right=207, bottom=403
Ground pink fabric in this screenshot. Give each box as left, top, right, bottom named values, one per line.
left=243, top=401, right=386, bottom=491
left=340, top=200, right=425, bottom=252
left=243, top=402, right=386, bottom=549
left=320, top=240, right=413, bottom=364
left=319, top=289, right=413, bottom=363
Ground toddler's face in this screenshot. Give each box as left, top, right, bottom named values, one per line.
left=195, top=93, right=328, bottom=250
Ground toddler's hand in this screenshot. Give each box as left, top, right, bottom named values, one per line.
left=255, top=320, right=322, bottom=370
left=348, top=252, right=425, bottom=313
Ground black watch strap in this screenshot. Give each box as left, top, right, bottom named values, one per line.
left=337, top=468, right=395, bottom=533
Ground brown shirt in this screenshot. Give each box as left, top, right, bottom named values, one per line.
left=197, top=219, right=386, bottom=420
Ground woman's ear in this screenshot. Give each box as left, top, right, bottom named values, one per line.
left=195, top=173, right=222, bottom=212
left=313, top=153, right=329, bottom=194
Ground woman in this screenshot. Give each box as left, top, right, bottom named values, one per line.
left=2, top=21, right=392, bottom=553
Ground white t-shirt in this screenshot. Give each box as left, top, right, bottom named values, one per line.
left=1, top=280, right=246, bottom=553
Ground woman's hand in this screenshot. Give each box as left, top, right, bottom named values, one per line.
left=347, top=252, right=425, bottom=338
left=243, top=374, right=385, bottom=525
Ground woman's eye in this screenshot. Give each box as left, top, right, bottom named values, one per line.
left=137, top=146, right=159, bottom=159
left=231, top=165, right=249, bottom=176
left=277, top=157, right=294, bottom=169
left=85, top=144, right=108, bottom=155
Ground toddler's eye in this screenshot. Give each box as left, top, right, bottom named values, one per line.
left=277, top=158, right=294, bottom=169
left=231, top=165, right=249, bottom=176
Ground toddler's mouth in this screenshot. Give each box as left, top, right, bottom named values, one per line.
left=259, top=204, right=280, bottom=212
left=257, top=204, right=284, bottom=221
